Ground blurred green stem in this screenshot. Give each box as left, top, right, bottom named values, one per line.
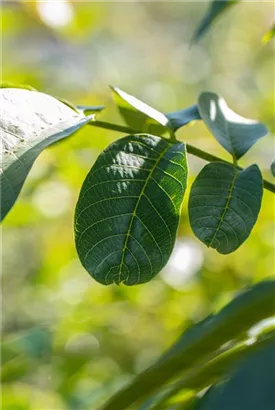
left=89, top=120, right=275, bottom=194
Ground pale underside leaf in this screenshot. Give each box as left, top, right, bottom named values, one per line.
left=198, top=92, right=268, bottom=160
left=188, top=162, right=263, bottom=254
left=74, top=134, right=188, bottom=285
left=0, top=88, right=92, bottom=221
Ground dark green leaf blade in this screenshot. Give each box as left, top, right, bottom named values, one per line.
left=74, top=134, right=188, bottom=285
left=166, top=105, right=201, bottom=131
left=192, top=0, right=238, bottom=43
left=0, top=88, right=92, bottom=221
left=111, top=86, right=170, bottom=135
left=198, top=92, right=268, bottom=159
left=196, top=343, right=275, bottom=410
left=188, top=162, right=263, bottom=254
left=101, top=280, right=275, bottom=410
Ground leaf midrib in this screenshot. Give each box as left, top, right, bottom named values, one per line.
left=208, top=169, right=238, bottom=249
left=117, top=142, right=171, bottom=283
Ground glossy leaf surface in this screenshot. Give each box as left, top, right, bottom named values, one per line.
left=75, top=134, right=188, bottom=285
left=0, top=88, right=92, bottom=221
left=188, top=162, right=263, bottom=254
left=198, top=92, right=268, bottom=159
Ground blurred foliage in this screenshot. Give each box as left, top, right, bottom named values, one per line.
left=1, top=1, right=274, bottom=409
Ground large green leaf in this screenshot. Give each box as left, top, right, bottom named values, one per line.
left=101, top=280, right=275, bottom=410
left=0, top=88, right=92, bottom=221
left=111, top=86, right=200, bottom=134
left=74, top=134, right=188, bottom=285
left=196, top=343, right=275, bottom=410
left=188, top=162, right=263, bottom=254
left=192, top=0, right=238, bottom=43
left=198, top=92, right=268, bottom=160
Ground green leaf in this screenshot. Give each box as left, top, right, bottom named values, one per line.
left=74, top=134, right=188, bottom=285
left=196, top=343, right=275, bottom=410
left=192, top=0, right=238, bottom=43
left=271, top=159, right=275, bottom=178
left=0, top=88, right=92, bottom=221
left=198, top=92, right=268, bottom=160
left=111, top=86, right=200, bottom=134
left=167, top=105, right=201, bottom=131
left=111, top=86, right=170, bottom=135
left=101, top=280, right=275, bottom=410
left=188, top=162, right=263, bottom=254
left=262, top=24, right=275, bottom=44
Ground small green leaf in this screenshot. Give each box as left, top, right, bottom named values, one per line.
left=271, top=159, right=275, bottom=178
left=188, top=162, right=263, bottom=254
left=111, top=85, right=200, bottom=134
left=0, top=88, right=92, bottom=221
left=196, top=343, right=275, bottom=410
left=111, top=86, right=169, bottom=135
left=74, top=134, right=188, bottom=285
left=167, top=105, right=201, bottom=131
left=192, top=0, right=238, bottom=43
left=262, top=24, right=275, bottom=44
left=198, top=92, right=268, bottom=160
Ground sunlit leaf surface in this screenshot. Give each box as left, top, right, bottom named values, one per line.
left=0, top=88, right=92, bottom=221
left=198, top=92, right=268, bottom=160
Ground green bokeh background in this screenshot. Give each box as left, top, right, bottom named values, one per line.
left=1, top=1, right=274, bottom=409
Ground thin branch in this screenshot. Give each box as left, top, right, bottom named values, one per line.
left=89, top=120, right=275, bottom=194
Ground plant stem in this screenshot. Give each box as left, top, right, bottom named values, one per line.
left=88, top=120, right=275, bottom=194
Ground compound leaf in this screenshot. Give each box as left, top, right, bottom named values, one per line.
left=0, top=88, right=92, bottom=221
left=192, top=0, right=238, bottom=43
left=188, top=162, right=263, bottom=254
left=198, top=92, right=268, bottom=160
left=74, top=134, right=188, bottom=285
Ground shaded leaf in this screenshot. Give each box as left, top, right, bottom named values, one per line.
left=192, top=0, right=238, bottom=43
left=167, top=105, right=201, bottom=131
left=196, top=343, right=275, bottom=410
left=111, top=86, right=199, bottom=134
left=262, top=24, right=275, bottom=44
left=74, top=134, right=188, bottom=285
left=188, top=162, right=263, bottom=254
left=198, top=92, right=268, bottom=159
left=101, top=280, right=275, bottom=410
left=0, top=88, right=92, bottom=221
left=111, top=86, right=169, bottom=135
left=271, top=159, right=275, bottom=177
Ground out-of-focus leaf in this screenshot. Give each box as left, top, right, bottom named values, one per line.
left=262, top=24, right=275, bottom=44
left=101, top=280, right=275, bottom=410
left=76, top=104, right=105, bottom=114
left=0, top=88, right=92, bottom=221
left=188, top=162, right=263, bottom=254
left=112, top=86, right=201, bottom=134
left=111, top=86, right=170, bottom=135
left=196, top=343, right=275, bottom=410
left=192, top=0, right=238, bottom=43
left=271, top=159, right=275, bottom=177
left=198, top=92, right=268, bottom=160
left=166, top=105, right=201, bottom=131
left=75, top=134, right=188, bottom=285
